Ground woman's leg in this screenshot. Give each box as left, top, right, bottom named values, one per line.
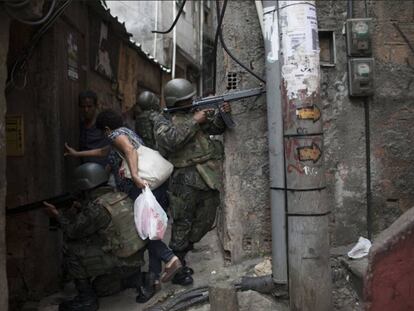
left=147, top=240, right=175, bottom=276
left=152, top=181, right=169, bottom=211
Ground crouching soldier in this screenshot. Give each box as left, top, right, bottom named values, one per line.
left=43, top=163, right=147, bottom=311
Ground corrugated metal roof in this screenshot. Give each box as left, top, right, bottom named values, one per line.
left=89, top=0, right=171, bottom=73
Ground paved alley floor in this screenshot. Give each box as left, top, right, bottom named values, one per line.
left=37, top=229, right=288, bottom=311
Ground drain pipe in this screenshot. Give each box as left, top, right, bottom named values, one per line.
left=262, top=0, right=288, bottom=288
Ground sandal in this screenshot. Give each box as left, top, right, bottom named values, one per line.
left=160, top=256, right=182, bottom=283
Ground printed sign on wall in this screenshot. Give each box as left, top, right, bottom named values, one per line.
left=6, top=115, right=24, bottom=156
left=67, top=32, right=79, bottom=80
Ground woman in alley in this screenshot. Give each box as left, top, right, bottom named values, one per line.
left=64, top=109, right=182, bottom=303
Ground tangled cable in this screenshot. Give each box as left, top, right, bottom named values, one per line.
left=213, top=0, right=266, bottom=90
left=3, top=0, right=57, bottom=25
left=6, top=0, right=72, bottom=91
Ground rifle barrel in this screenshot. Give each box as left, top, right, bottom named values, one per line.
left=6, top=193, right=75, bottom=215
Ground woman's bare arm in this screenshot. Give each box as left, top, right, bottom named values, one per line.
left=112, top=135, right=147, bottom=189
left=64, top=143, right=110, bottom=158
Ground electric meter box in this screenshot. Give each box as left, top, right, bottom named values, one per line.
left=346, top=18, right=372, bottom=56
left=348, top=58, right=374, bottom=96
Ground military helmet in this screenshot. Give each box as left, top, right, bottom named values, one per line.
left=164, top=78, right=196, bottom=107
left=73, top=163, right=109, bottom=190
left=137, top=91, right=160, bottom=111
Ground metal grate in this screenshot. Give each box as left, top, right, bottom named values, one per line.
left=226, top=72, right=238, bottom=90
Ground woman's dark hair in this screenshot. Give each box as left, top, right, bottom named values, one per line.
left=79, top=90, right=98, bottom=106
left=96, top=109, right=123, bottom=130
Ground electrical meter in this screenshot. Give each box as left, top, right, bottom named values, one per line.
left=346, top=18, right=372, bottom=56
left=348, top=58, right=374, bottom=96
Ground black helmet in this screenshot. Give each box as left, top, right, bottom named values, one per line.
left=73, top=163, right=109, bottom=190
left=137, top=91, right=160, bottom=111
left=164, top=78, right=196, bottom=108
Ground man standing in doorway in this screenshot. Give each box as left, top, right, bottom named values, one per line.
left=153, top=78, right=231, bottom=285
left=79, top=90, right=109, bottom=167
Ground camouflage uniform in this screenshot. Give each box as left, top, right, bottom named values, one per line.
left=135, top=111, right=159, bottom=150
left=58, top=186, right=146, bottom=294
left=135, top=92, right=162, bottom=151
left=153, top=110, right=225, bottom=253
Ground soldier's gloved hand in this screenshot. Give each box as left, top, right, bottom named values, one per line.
left=43, top=201, right=59, bottom=218
left=193, top=110, right=208, bottom=124
left=220, top=102, right=231, bottom=113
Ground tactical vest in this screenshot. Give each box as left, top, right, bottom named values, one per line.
left=169, top=114, right=223, bottom=168
left=96, top=191, right=146, bottom=258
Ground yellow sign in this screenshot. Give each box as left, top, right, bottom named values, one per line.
left=6, top=115, right=24, bottom=156
left=296, top=105, right=321, bottom=122
left=297, top=143, right=322, bottom=163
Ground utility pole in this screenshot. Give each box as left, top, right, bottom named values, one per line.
left=278, top=1, right=332, bottom=310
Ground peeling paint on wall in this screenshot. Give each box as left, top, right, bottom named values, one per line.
left=279, top=1, right=320, bottom=99
left=264, top=6, right=279, bottom=63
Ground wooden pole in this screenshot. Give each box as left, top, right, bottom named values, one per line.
left=278, top=1, right=332, bottom=310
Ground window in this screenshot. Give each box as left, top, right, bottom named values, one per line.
left=318, top=30, right=336, bottom=67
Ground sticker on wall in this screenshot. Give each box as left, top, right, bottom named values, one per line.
left=95, top=22, right=113, bottom=79
left=296, top=105, right=321, bottom=122
left=6, top=115, right=24, bottom=156
left=297, top=142, right=321, bottom=163
left=67, top=32, right=79, bottom=80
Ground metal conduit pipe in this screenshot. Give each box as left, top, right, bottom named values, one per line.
left=262, top=0, right=288, bottom=286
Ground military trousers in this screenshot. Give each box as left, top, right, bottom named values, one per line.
left=64, top=241, right=144, bottom=281
left=168, top=170, right=220, bottom=252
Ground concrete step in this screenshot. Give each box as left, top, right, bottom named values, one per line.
left=341, top=257, right=368, bottom=300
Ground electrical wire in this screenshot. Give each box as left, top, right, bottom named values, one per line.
left=151, top=0, right=187, bottom=34
left=215, top=0, right=266, bottom=84
left=4, top=0, right=57, bottom=25
left=212, top=0, right=228, bottom=92
left=4, top=0, right=31, bottom=8
left=6, top=0, right=72, bottom=91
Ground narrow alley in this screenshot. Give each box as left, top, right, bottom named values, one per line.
left=0, top=1, right=413, bottom=311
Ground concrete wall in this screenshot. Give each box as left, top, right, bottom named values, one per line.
left=217, top=0, right=271, bottom=263
left=317, top=0, right=414, bottom=244
left=0, top=11, right=10, bottom=311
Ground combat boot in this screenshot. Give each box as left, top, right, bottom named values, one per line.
left=171, top=251, right=194, bottom=286
left=136, top=272, right=159, bottom=303
left=59, top=279, right=98, bottom=311
left=171, top=267, right=194, bottom=286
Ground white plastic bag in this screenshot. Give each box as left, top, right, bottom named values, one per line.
left=347, top=236, right=372, bottom=259
left=134, top=187, right=168, bottom=240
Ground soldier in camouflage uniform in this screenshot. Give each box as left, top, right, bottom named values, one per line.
left=134, top=91, right=161, bottom=150
left=43, top=163, right=147, bottom=311
left=153, top=78, right=231, bottom=285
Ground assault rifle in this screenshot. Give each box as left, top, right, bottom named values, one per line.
left=163, top=87, right=266, bottom=128
left=6, top=192, right=77, bottom=215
